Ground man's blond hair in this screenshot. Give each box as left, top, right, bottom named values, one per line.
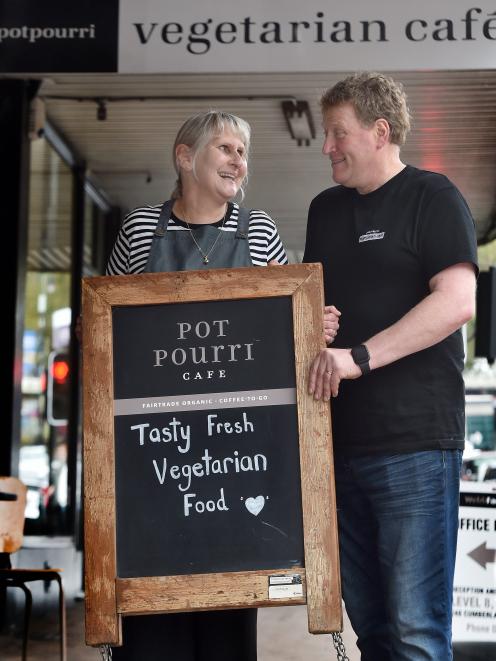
left=321, top=72, right=411, bottom=146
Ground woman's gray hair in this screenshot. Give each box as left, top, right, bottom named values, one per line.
left=171, top=110, right=251, bottom=200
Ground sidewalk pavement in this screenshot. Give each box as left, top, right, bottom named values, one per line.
left=1, top=596, right=360, bottom=660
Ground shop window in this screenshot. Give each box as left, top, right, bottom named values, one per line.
left=20, top=137, right=73, bottom=534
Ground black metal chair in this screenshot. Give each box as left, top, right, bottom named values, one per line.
left=0, top=476, right=67, bottom=661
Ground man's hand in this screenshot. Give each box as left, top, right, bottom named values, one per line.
left=308, top=348, right=361, bottom=400
left=324, top=305, right=341, bottom=344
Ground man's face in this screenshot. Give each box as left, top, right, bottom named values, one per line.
left=322, top=102, right=381, bottom=194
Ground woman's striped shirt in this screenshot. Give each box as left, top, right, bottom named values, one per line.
left=107, top=202, right=288, bottom=275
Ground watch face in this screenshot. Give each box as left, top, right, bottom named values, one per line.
left=352, top=345, right=369, bottom=364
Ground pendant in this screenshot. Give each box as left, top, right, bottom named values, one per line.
left=203, top=256, right=209, bottom=264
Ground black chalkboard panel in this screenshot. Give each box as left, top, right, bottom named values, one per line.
left=112, top=296, right=304, bottom=578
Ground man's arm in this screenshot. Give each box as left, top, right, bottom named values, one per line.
left=309, top=262, right=476, bottom=400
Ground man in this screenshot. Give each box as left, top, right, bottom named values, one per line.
left=304, top=72, right=478, bottom=660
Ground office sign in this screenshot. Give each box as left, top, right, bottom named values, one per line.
left=453, top=481, right=496, bottom=643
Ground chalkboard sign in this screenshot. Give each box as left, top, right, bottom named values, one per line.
left=113, top=296, right=304, bottom=578
left=82, top=264, right=341, bottom=647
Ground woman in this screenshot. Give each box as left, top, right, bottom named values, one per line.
left=106, top=110, right=287, bottom=661
left=107, top=110, right=287, bottom=277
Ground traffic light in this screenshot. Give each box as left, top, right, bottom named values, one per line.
left=47, top=351, right=70, bottom=426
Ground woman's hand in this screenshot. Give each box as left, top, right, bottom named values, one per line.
left=324, top=305, right=341, bottom=344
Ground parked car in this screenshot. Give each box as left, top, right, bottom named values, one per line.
left=461, top=450, right=496, bottom=482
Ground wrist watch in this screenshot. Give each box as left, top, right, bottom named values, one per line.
left=351, top=344, right=370, bottom=375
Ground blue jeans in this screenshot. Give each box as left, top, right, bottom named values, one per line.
left=334, top=450, right=462, bottom=661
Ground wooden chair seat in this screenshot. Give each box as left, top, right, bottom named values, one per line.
left=0, top=476, right=67, bottom=660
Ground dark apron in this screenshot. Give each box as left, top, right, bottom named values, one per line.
left=114, top=199, right=257, bottom=661
left=144, top=199, right=252, bottom=272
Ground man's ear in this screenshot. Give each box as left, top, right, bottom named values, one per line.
left=375, top=118, right=390, bottom=148
left=176, top=144, right=193, bottom=171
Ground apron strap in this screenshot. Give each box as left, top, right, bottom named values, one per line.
left=235, top=207, right=251, bottom=239
left=144, top=200, right=173, bottom=271
left=153, top=200, right=174, bottom=237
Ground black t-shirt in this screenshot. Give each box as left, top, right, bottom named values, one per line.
left=303, top=165, right=478, bottom=456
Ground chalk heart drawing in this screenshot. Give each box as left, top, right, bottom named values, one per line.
left=245, top=496, right=265, bottom=516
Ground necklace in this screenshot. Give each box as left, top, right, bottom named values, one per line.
left=183, top=204, right=228, bottom=265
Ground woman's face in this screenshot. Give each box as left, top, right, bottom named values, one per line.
left=191, top=129, right=248, bottom=202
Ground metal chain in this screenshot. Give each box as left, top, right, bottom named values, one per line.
left=99, top=632, right=347, bottom=660
left=183, top=204, right=228, bottom=265
left=331, top=632, right=350, bottom=661
left=99, top=644, right=112, bottom=660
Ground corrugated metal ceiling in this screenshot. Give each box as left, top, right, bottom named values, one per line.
left=34, top=69, right=496, bottom=257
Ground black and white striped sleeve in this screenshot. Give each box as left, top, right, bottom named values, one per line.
left=248, top=209, right=288, bottom=266
left=106, top=206, right=160, bottom=275
left=106, top=215, right=131, bottom=275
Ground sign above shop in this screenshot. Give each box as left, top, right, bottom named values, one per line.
left=0, top=0, right=118, bottom=73
left=2, top=1, right=496, bottom=73
left=119, top=1, right=496, bottom=73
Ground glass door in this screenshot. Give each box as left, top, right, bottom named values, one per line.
left=20, top=137, right=73, bottom=534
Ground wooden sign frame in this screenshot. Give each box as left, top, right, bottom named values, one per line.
left=82, top=263, right=341, bottom=646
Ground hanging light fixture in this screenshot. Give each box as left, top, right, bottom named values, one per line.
left=96, top=99, right=107, bottom=121
left=282, top=100, right=315, bottom=146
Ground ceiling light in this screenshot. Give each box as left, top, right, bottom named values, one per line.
left=97, top=99, right=107, bottom=121
left=282, top=100, right=315, bottom=146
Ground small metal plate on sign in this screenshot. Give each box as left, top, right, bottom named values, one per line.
left=268, top=574, right=303, bottom=599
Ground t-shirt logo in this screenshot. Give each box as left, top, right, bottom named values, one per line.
left=359, top=230, right=385, bottom=243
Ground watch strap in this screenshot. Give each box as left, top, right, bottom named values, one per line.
left=351, top=344, right=370, bottom=375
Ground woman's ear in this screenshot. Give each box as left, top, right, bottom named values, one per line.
left=176, top=144, right=193, bottom=172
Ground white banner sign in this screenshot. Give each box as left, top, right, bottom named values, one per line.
left=453, top=481, right=496, bottom=643
left=119, top=0, right=496, bottom=73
